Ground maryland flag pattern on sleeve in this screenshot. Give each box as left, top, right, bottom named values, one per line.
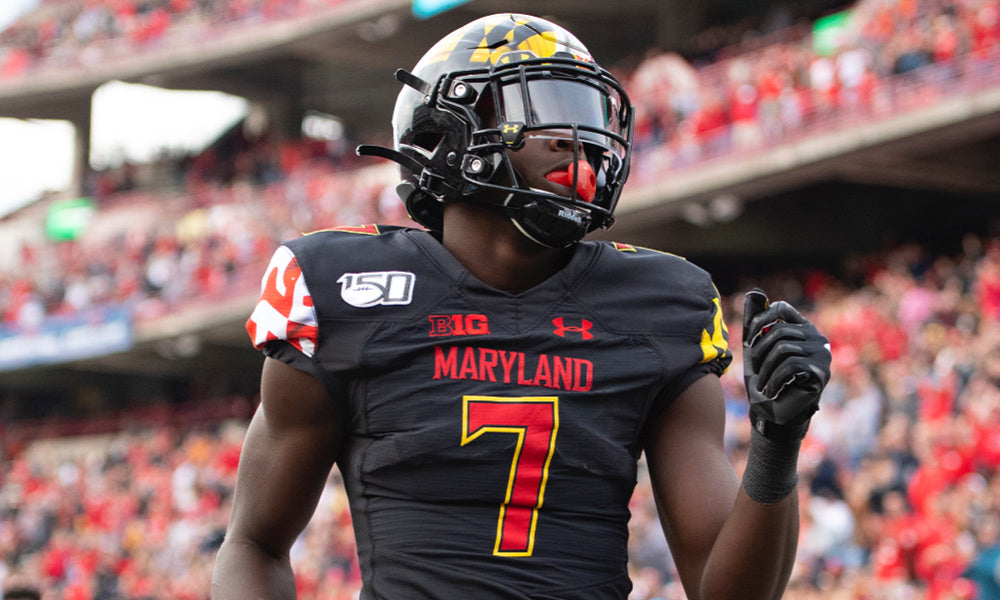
left=700, top=290, right=731, bottom=370
left=246, top=245, right=319, bottom=356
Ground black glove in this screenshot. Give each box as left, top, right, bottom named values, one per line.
left=743, top=288, right=831, bottom=443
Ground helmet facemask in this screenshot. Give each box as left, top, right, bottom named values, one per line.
left=460, top=56, right=632, bottom=246
left=359, top=14, right=633, bottom=247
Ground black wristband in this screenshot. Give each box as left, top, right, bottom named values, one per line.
left=741, top=425, right=802, bottom=504
left=748, top=410, right=810, bottom=444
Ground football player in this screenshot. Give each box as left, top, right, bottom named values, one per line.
left=212, top=13, right=831, bottom=600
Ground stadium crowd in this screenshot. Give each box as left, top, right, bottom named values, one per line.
left=0, top=0, right=357, bottom=79
left=2, top=0, right=999, bottom=330
left=1, top=150, right=410, bottom=331
left=627, top=0, right=1000, bottom=180
left=2, top=0, right=1000, bottom=597
left=2, top=233, right=1000, bottom=599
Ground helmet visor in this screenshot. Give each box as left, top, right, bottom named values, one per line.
left=497, top=76, right=629, bottom=155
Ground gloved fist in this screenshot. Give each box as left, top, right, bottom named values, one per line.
left=743, top=289, right=831, bottom=442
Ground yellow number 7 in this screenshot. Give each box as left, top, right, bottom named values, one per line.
left=461, top=396, right=559, bottom=557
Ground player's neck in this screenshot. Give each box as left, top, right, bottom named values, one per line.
left=441, top=203, right=572, bottom=294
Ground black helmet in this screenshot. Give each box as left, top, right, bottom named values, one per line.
left=358, top=13, right=633, bottom=247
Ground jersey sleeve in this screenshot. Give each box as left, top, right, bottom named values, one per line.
left=651, top=279, right=733, bottom=418
left=246, top=245, right=319, bottom=357
left=697, top=283, right=732, bottom=376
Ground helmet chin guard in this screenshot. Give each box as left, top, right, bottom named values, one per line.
left=504, top=193, right=594, bottom=248
left=357, top=13, right=633, bottom=247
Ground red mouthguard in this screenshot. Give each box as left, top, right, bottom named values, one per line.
left=545, top=160, right=596, bottom=203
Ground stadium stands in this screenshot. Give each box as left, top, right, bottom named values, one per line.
left=0, top=0, right=356, bottom=80
left=2, top=0, right=997, bottom=328
left=3, top=235, right=1000, bottom=598
left=1, top=0, right=1000, bottom=597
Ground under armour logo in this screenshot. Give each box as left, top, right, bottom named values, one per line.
left=552, top=317, right=594, bottom=340
left=500, top=121, right=526, bottom=147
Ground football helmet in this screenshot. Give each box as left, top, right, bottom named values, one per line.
left=357, top=13, right=633, bottom=247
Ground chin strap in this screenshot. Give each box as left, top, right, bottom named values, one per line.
left=503, top=193, right=591, bottom=248
left=357, top=144, right=593, bottom=248
left=435, top=190, right=585, bottom=248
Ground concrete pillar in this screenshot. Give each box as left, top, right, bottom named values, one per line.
left=67, top=94, right=93, bottom=199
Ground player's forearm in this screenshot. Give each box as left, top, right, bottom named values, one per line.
left=211, top=538, right=298, bottom=600
left=698, top=488, right=799, bottom=600
left=696, top=288, right=829, bottom=599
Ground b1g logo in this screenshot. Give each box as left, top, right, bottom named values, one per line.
left=337, top=271, right=415, bottom=308
left=429, top=314, right=490, bottom=337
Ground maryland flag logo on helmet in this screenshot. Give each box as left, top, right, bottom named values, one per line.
left=421, top=14, right=592, bottom=68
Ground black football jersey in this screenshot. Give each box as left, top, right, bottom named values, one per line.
left=246, top=225, right=732, bottom=600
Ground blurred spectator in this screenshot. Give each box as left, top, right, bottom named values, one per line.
left=2, top=573, right=40, bottom=600
left=964, top=513, right=1000, bottom=599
